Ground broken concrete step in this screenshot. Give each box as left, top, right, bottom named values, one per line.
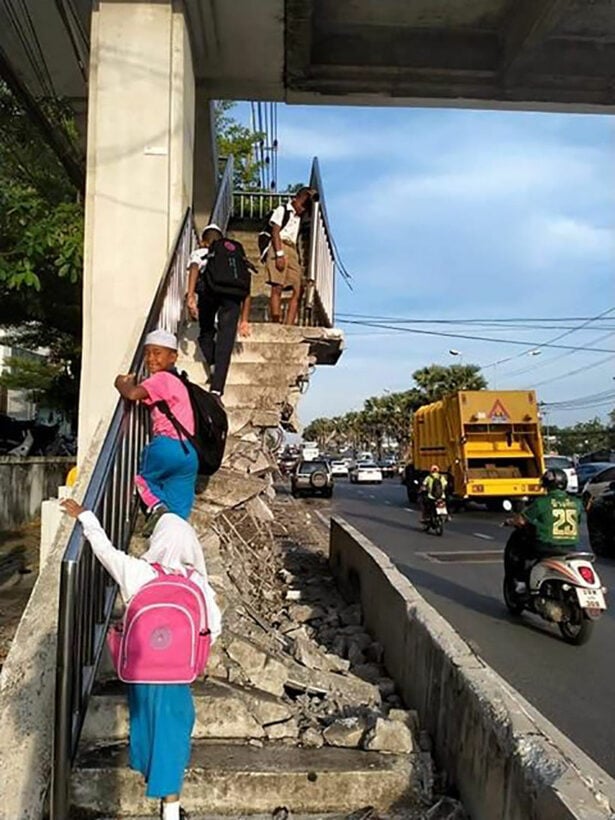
left=226, top=409, right=282, bottom=436
left=194, top=468, right=268, bottom=510
left=82, top=680, right=294, bottom=744
left=71, top=742, right=419, bottom=816
left=222, top=384, right=300, bottom=410
left=180, top=359, right=308, bottom=388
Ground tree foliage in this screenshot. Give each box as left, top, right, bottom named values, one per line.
left=304, top=363, right=487, bottom=458
left=550, top=418, right=615, bottom=457
left=0, top=81, right=83, bottom=421
left=214, top=101, right=264, bottom=189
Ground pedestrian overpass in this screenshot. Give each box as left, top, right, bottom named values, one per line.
left=0, top=2, right=613, bottom=818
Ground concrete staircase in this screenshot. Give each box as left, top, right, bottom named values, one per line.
left=66, top=226, right=357, bottom=819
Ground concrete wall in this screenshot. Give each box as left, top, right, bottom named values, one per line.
left=329, top=516, right=615, bottom=820
left=0, top=457, right=74, bottom=529
left=78, top=1, right=197, bottom=457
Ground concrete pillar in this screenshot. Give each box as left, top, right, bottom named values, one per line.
left=193, top=89, right=218, bottom=233
left=78, top=1, right=196, bottom=457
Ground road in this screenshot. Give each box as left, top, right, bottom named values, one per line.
left=302, top=477, right=615, bottom=777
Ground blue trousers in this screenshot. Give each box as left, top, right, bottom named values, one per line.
left=136, top=435, right=198, bottom=520
left=128, top=683, right=195, bottom=798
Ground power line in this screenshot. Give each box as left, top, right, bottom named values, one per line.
left=531, top=354, right=615, bottom=388
left=336, top=318, right=615, bottom=354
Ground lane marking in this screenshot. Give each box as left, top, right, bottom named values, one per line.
left=403, top=508, right=415, bottom=514
left=369, top=494, right=376, bottom=499
left=420, top=549, right=503, bottom=564
left=473, top=532, right=494, bottom=541
left=384, top=500, right=391, bottom=505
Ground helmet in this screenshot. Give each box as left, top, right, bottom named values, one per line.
left=430, top=464, right=440, bottom=473
left=541, top=468, right=568, bottom=491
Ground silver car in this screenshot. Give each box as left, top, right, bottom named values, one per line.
left=291, top=459, right=333, bottom=498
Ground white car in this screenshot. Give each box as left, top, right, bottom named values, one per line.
left=349, top=462, right=383, bottom=484
left=545, top=455, right=579, bottom=494
left=330, top=460, right=349, bottom=477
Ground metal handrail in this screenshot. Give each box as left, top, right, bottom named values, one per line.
left=50, top=207, right=195, bottom=818
left=232, top=190, right=289, bottom=221
left=307, top=158, right=335, bottom=327
left=210, top=155, right=234, bottom=231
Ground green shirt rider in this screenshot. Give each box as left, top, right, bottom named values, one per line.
left=420, top=464, right=448, bottom=522
left=505, top=467, right=583, bottom=590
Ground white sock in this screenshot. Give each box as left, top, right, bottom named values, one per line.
left=162, top=801, right=181, bottom=820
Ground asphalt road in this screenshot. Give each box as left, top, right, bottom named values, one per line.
left=300, top=477, right=615, bottom=777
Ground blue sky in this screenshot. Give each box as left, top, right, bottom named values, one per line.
left=237, top=104, right=615, bottom=428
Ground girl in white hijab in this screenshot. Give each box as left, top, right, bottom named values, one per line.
left=62, top=500, right=221, bottom=820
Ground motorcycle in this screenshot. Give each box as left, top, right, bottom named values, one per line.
left=422, top=497, right=448, bottom=536
left=503, top=531, right=607, bottom=645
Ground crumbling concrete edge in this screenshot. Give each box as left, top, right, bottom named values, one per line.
left=328, top=515, right=615, bottom=820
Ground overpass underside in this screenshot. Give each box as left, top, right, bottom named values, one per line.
left=1, top=0, right=614, bottom=116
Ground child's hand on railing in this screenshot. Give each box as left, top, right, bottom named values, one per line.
left=61, top=498, right=86, bottom=518
left=238, top=320, right=251, bottom=338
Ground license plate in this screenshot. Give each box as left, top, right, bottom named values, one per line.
left=577, top=588, right=606, bottom=609
left=437, top=506, right=448, bottom=515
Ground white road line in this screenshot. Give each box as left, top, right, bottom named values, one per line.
left=384, top=500, right=391, bottom=505
left=473, top=532, right=494, bottom=541
left=369, top=494, right=376, bottom=499
left=403, top=507, right=415, bottom=514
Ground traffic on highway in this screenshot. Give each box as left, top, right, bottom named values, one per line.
left=277, top=443, right=615, bottom=777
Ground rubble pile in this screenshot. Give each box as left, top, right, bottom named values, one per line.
left=185, top=485, right=467, bottom=819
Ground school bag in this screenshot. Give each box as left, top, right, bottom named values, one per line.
left=200, top=237, right=251, bottom=299
left=257, top=205, right=292, bottom=261
left=431, top=476, right=444, bottom=499
left=156, top=371, right=228, bottom=476
left=106, top=564, right=211, bottom=684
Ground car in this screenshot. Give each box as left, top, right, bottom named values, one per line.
left=291, top=459, right=333, bottom=498
left=330, top=460, right=349, bottom=477
left=581, top=463, right=615, bottom=507
left=278, top=456, right=298, bottom=476
left=587, top=481, right=615, bottom=556
left=544, top=455, right=578, bottom=494
left=378, top=459, right=397, bottom=478
left=349, top=461, right=383, bottom=484
left=576, top=462, right=614, bottom=494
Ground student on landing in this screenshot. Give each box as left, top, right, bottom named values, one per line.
left=114, top=329, right=197, bottom=534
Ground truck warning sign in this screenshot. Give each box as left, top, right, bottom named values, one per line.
left=489, top=399, right=510, bottom=423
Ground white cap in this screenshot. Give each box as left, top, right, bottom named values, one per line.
left=202, top=222, right=222, bottom=234
left=144, top=329, right=178, bottom=350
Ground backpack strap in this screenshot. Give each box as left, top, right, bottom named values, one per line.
left=154, top=398, right=191, bottom=456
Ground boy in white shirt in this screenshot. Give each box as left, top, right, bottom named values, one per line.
left=265, top=187, right=315, bottom=325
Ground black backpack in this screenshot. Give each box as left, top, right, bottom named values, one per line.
left=201, top=238, right=252, bottom=299
left=431, top=476, right=444, bottom=499
left=155, top=371, right=228, bottom=477
left=257, top=206, right=292, bottom=261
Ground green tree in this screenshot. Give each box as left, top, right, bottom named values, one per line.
left=0, top=81, right=83, bottom=423
left=411, top=363, right=487, bottom=403
left=550, top=418, right=610, bottom=457
left=215, top=101, right=264, bottom=189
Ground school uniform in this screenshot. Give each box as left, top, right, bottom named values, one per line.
left=136, top=370, right=198, bottom=519
left=187, top=246, right=242, bottom=396
left=78, top=511, right=222, bottom=801
left=265, top=203, right=303, bottom=292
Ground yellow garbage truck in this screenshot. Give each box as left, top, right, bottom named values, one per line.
left=404, top=390, right=546, bottom=511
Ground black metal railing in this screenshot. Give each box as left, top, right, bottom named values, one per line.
left=50, top=158, right=235, bottom=818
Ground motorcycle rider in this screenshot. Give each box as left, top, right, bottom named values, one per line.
left=505, top=467, right=584, bottom=592
left=420, top=464, right=448, bottom=523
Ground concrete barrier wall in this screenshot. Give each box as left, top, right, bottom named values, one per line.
left=329, top=516, right=615, bottom=820
left=0, top=457, right=74, bottom=529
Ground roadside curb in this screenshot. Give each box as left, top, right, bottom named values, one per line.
left=328, top=514, right=615, bottom=820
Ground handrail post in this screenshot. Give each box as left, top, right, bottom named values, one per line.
left=51, top=560, right=78, bottom=820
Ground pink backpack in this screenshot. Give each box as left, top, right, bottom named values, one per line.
left=107, top=564, right=211, bottom=684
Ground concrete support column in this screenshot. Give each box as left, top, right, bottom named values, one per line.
left=78, top=0, right=195, bottom=457
left=193, top=89, right=218, bottom=234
